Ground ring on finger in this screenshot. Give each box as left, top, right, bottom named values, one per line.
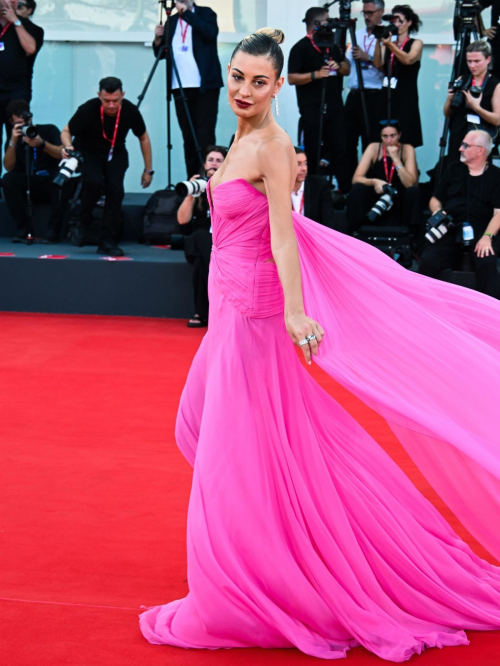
left=298, top=338, right=309, bottom=347
left=306, top=334, right=316, bottom=343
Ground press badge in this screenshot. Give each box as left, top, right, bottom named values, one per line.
left=0, top=43, right=4, bottom=52
left=467, top=113, right=481, bottom=124
left=180, top=45, right=189, bottom=52
left=108, top=148, right=114, bottom=162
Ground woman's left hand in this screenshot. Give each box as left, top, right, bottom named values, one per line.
left=285, top=313, right=325, bottom=365
left=463, top=90, right=482, bottom=111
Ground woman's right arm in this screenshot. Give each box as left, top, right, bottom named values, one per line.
left=352, top=144, right=386, bottom=192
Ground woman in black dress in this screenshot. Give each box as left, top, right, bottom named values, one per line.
left=445, top=40, right=500, bottom=160
left=374, top=5, right=423, bottom=148
left=347, top=119, right=422, bottom=232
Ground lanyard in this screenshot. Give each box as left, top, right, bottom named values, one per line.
left=0, top=21, right=11, bottom=40
left=307, top=33, right=329, bottom=56
left=100, top=104, right=121, bottom=160
left=382, top=146, right=396, bottom=185
left=179, top=18, right=189, bottom=43
left=364, top=33, right=375, bottom=55
left=390, top=36, right=409, bottom=75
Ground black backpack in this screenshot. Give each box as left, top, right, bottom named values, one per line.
left=141, top=189, right=185, bottom=244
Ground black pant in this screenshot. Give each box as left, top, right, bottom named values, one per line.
left=79, top=149, right=128, bottom=243
left=299, top=104, right=350, bottom=192
left=173, top=87, right=220, bottom=178
left=0, top=88, right=31, bottom=182
left=184, top=229, right=212, bottom=320
left=347, top=183, right=423, bottom=233
left=345, top=89, right=383, bottom=185
left=1, top=170, right=63, bottom=233
left=418, top=234, right=500, bottom=299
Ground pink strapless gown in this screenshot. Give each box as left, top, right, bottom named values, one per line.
left=140, top=179, right=500, bottom=661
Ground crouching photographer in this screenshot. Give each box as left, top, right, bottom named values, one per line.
left=347, top=120, right=422, bottom=232
left=445, top=41, right=500, bottom=159
left=419, top=131, right=500, bottom=298
left=61, top=77, right=153, bottom=257
left=2, top=99, right=63, bottom=243
left=177, top=145, right=227, bottom=328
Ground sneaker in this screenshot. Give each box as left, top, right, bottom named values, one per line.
left=41, top=231, right=60, bottom=244
left=96, top=240, right=124, bottom=257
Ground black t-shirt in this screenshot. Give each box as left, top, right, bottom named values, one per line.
left=0, top=17, right=44, bottom=93
left=8, top=123, right=61, bottom=175
left=189, top=193, right=211, bottom=233
left=288, top=36, right=345, bottom=110
left=434, top=161, right=500, bottom=236
left=68, top=98, right=146, bottom=157
left=480, top=0, right=500, bottom=48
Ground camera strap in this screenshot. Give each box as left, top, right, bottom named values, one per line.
left=389, top=36, right=409, bottom=75
left=382, top=146, right=396, bottom=185
left=307, top=33, right=329, bottom=57
left=100, top=104, right=122, bottom=162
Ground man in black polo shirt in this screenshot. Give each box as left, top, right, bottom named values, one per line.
left=61, top=77, right=153, bottom=257
left=153, top=0, right=223, bottom=177
left=419, top=130, right=500, bottom=298
left=15, top=0, right=41, bottom=100
left=2, top=98, right=63, bottom=242
left=0, top=0, right=43, bottom=158
left=288, top=6, right=351, bottom=194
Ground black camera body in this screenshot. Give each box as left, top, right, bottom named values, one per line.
left=372, top=23, right=398, bottom=40
left=367, top=184, right=398, bottom=222
left=449, top=76, right=481, bottom=110
left=312, top=19, right=343, bottom=60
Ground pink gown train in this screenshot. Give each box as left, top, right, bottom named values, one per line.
left=139, top=179, right=500, bottom=661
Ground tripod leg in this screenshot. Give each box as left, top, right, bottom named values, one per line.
left=171, top=54, right=204, bottom=172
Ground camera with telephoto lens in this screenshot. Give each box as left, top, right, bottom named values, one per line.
left=367, top=184, right=398, bottom=222
left=53, top=150, right=82, bottom=188
left=19, top=111, right=38, bottom=140
left=425, top=210, right=455, bottom=244
left=175, top=177, right=208, bottom=198
left=373, top=14, right=399, bottom=41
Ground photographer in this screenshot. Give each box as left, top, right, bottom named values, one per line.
left=61, top=77, right=153, bottom=257
left=418, top=130, right=500, bottom=298
left=374, top=4, right=423, bottom=148
left=178, top=144, right=227, bottom=328
left=288, top=7, right=351, bottom=193
left=345, top=0, right=385, bottom=181
left=292, top=147, right=337, bottom=229
left=153, top=1, right=223, bottom=178
left=0, top=0, right=43, bottom=174
left=2, top=99, right=63, bottom=243
left=348, top=119, right=421, bottom=232
left=15, top=0, right=40, bottom=101
left=445, top=41, right=500, bottom=160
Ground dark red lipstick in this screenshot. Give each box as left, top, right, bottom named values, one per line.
left=235, top=99, right=252, bottom=108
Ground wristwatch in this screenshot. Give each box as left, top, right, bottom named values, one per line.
left=40, top=140, right=46, bottom=150
left=14, top=19, right=22, bottom=27
left=144, top=169, right=155, bottom=175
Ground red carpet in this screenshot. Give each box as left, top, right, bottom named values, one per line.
left=1, top=312, right=499, bottom=666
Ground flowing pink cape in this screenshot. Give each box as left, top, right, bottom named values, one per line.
left=294, top=212, right=500, bottom=561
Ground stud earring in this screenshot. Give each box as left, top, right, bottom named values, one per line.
left=273, top=95, right=280, bottom=117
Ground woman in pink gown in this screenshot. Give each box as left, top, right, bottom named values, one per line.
left=140, top=28, right=500, bottom=661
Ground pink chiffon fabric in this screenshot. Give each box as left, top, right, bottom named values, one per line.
left=139, top=178, right=500, bottom=661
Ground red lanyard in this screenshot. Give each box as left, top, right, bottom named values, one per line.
left=100, top=104, right=121, bottom=159
left=364, top=33, right=375, bottom=55
left=390, top=36, right=409, bottom=74
left=0, top=22, right=12, bottom=41
left=383, top=146, right=396, bottom=185
left=179, top=18, right=189, bottom=43
left=307, top=33, right=329, bottom=56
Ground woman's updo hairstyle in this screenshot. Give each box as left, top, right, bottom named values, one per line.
left=466, top=40, right=492, bottom=59
left=392, top=5, right=422, bottom=34
left=230, top=27, right=285, bottom=77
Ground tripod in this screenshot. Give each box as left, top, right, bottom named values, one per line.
left=137, top=0, right=203, bottom=188
left=24, top=143, right=35, bottom=244
left=315, top=1, right=371, bottom=174
left=435, top=3, right=480, bottom=185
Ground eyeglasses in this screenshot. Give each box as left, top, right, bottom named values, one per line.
left=361, top=9, right=382, bottom=15
left=460, top=141, right=483, bottom=149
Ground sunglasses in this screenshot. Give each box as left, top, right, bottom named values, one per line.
left=460, top=141, right=483, bottom=149
left=380, top=119, right=399, bottom=126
